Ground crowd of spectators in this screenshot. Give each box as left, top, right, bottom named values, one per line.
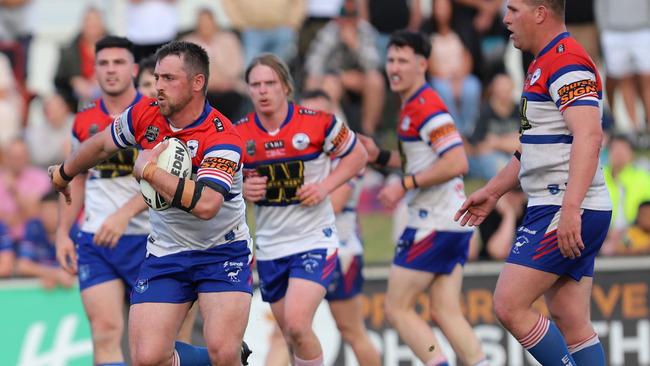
left=0, top=0, right=649, bottom=286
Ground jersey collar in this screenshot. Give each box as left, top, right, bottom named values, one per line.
left=168, top=100, right=213, bottom=130
left=537, top=32, right=570, bottom=58
left=254, top=102, right=294, bottom=134
left=405, top=83, right=430, bottom=105
left=99, top=92, right=143, bottom=117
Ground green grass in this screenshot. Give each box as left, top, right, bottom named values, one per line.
left=359, top=213, right=395, bottom=264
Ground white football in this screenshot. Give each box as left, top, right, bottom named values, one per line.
left=140, top=137, right=192, bottom=211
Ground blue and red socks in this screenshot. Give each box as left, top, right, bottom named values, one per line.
left=568, top=333, right=605, bottom=366
left=518, top=314, right=576, bottom=366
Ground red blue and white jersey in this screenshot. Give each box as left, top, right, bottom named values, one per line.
left=520, top=32, right=611, bottom=210
left=72, top=94, right=150, bottom=235
left=236, top=102, right=357, bottom=260
left=398, top=84, right=471, bottom=232
left=111, top=97, right=251, bottom=257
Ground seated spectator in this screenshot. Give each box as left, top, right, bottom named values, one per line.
left=15, top=191, right=76, bottom=289
left=0, top=138, right=51, bottom=240
left=54, top=7, right=106, bottom=111
left=305, top=0, right=385, bottom=134
left=428, top=0, right=481, bottom=136
left=25, top=93, right=73, bottom=168
left=183, top=8, right=247, bottom=120
left=466, top=73, right=520, bottom=180
left=0, top=52, right=23, bottom=145
left=469, top=189, right=527, bottom=260
left=136, top=55, right=156, bottom=98
left=222, top=0, right=305, bottom=65
left=601, top=134, right=650, bottom=254
left=0, top=222, right=15, bottom=278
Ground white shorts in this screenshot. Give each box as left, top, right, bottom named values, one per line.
left=601, top=29, right=650, bottom=77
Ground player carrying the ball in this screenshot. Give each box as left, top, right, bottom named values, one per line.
left=50, top=40, right=253, bottom=366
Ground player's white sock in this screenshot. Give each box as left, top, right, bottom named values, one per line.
left=293, top=354, right=323, bottom=366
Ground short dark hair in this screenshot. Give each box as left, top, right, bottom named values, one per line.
left=155, top=41, right=210, bottom=95
left=136, top=55, right=156, bottom=85
left=301, top=89, right=331, bottom=102
left=387, top=30, right=431, bottom=59
left=95, top=35, right=134, bottom=57
left=609, top=133, right=634, bottom=148
left=527, top=0, right=565, bottom=19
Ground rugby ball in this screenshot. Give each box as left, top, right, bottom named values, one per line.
left=140, top=137, right=192, bottom=211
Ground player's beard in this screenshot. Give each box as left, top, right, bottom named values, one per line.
left=158, top=91, right=192, bottom=117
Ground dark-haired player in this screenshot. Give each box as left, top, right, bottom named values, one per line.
left=360, top=31, right=488, bottom=366
left=52, top=39, right=252, bottom=366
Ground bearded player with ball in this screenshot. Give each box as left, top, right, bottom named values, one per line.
left=50, top=40, right=253, bottom=366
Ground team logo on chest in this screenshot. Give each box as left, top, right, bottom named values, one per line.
left=187, top=139, right=199, bottom=157
left=145, top=125, right=159, bottom=142
left=400, top=116, right=411, bottom=131
left=530, top=68, right=542, bottom=86
left=292, top=133, right=310, bottom=150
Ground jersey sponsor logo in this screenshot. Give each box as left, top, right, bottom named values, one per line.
left=400, top=116, right=411, bottom=131
left=187, top=139, right=199, bottom=157
left=330, top=126, right=350, bottom=150
left=556, top=44, right=565, bottom=53
left=530, top=68, right=542, bottom=85
left=547, top=183, right=561, bottom=195
left=256, top=161, right=304, bottom=204
left=78, top=101, right=96, bottom=112
left=145, top=125, right=159, bottom=142
left=428, top=123, right=456, bottom=142
left=78, top=265, right=90, bottom=281
left=298, top=108, right=317, bottom=116
left=246, top=140, right=256, bottom=156
left=213, top=117, right=225, bottom=132
left=323, top=227, right=333, bottom=238
left=149, top=100, right=159, bottom=106
left=558, top=79, right=597, bottom=106
left=94, top=148, right=137, bottom=178
left=292, top=133, right=310, bottom=150
left=234, top=116, right=249, bottom=125
left=201, top=157, right=237, bottom=177
left=264, top=140, right=285, bottom=150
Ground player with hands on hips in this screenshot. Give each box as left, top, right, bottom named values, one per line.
left=455, top=1, right=612, bottom=365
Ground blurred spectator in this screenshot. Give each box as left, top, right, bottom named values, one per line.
left=466, top=73, right=519, bottom=180
left=0, top=52, right=23, bottom=145
left=469, top=189, right=527, bottom=260
left=183, top=8, right=246, bottom=120
left=136, top=55, right=156, bottom=98
left=25, top=93, right=73, bottom=168
left=15, top=191, right=76, bottom=289
left=0, top=0, right=33, bottom=81
left=222, top=0, right=306, bottom=66
left=0, top=222, right=14, bottom=278
left=449, top=0, right=503, bottom=80
left=618, top=201, right=650, bottom=254
left=126, top=0, right=178, bottom=62
left=297, top=0, right=344, bottom=62
left=601, top=135, right=650, bottom=254
left=358, top=0, right=422, bottom=63
left=54, top=7, right=106, bottom=111
left=428, top=0, right=481, bottom=136
left=0, top=138, right=51, bottom=240
left=596, top=0, right=650, bottom=132
left=305, top=0, right=385, bottom=134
